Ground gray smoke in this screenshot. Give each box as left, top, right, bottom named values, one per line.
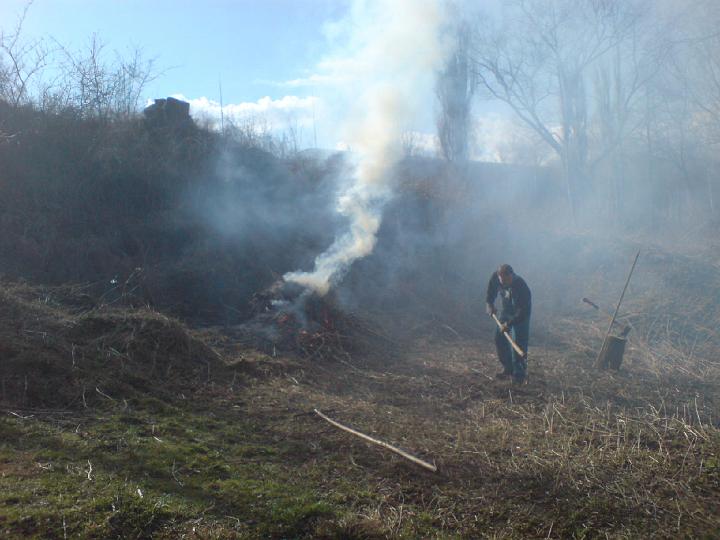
left=284, top=0, right=450, bottom=295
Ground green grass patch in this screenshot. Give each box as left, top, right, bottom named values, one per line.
left=0, top=405, right=345, bottom=539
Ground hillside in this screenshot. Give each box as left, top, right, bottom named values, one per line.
left=1, top=101, right=720, bottom=538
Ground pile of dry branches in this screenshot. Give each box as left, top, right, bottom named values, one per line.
left=0, top=279, right=222, bottom=409
left=240, top=280, right=396, bottom=363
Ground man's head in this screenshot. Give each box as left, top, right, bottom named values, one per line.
left=497, top=264, right=514, bottom=286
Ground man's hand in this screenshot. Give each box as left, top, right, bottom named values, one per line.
left=486, top=303, right=496, bottom=317
left=499, top=322, right=510, bottom=334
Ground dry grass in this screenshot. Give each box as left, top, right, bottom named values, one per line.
left=0, top=279, right=223, bottom=410
left=223, top=313, right=719, bottom=538
left=1, top=244, right=719, bottom=538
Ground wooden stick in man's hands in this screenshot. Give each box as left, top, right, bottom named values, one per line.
left=491, top=313, right=526, bottom=358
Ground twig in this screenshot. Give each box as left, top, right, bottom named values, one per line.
left=441, top=324, right=460, bottom=338
left=95, top=387, right=115, bottom=401
left=313, top=409, right=437, bottom=472
left=171, top=460, right=184, bottom=486
left=7, top=411, right=34, bottom=419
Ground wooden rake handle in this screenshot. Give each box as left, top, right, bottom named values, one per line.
left=492, top=313, right=526, bottom=359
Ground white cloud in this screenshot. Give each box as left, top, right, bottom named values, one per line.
left=277, top=74, right=348, bottom=88
left=472, top=114, right=555, bottom=165
left=168, top=94, right=319, bottom=136
left=174, top=93, right=316, bottom=117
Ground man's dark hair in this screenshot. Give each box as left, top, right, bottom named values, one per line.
left=498, top=264, right=514, bottom=276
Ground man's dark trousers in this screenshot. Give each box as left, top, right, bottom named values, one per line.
left=494, top=314, right=530, bottom=380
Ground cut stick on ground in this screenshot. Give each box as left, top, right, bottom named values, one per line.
left=313, top=409, right=437, bottom=472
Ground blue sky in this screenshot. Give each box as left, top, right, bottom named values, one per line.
left=1, top=0, right=512, bottom=155
left=0, top=0, right=347, bottom=102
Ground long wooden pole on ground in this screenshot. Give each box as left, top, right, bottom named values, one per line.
left=313, top=409, right=437, bottom=472
left=491, top=313, right=526, bottom=358
left=595, top=250, right=640, bottom=367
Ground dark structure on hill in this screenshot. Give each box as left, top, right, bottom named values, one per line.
left=143, top=97, right=193, bottom=128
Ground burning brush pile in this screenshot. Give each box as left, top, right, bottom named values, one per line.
left=241, top=280, right=389, bottom=362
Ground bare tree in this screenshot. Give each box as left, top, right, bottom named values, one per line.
left=436, top=22, right=474, bottom=163
left=679, top=2, right=720, bottom=138
left=0, top=1, right=51, bottom=106
left=400, top=130, right=424, bottom=158
left=54, top=34, right=158, bottom=119
left=470, top=0, right=645, bottom=221
left=591, top=13, right=674, bottom=219
left=677, top=1, right=720, bottom=216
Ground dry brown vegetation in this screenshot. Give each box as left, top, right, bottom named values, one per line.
left=1, top=237, right=719, bottom=538
left=1, top=85, right=719, bottom=538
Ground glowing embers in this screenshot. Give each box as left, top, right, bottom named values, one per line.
left=246, top=280, right=355, bottom=361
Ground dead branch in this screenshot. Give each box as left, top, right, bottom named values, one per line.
left=313, top=408, right=437, bottom=472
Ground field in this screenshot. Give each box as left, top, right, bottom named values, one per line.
left=1, top=254, right=719, bottom=539
left=3, top=3, right=720, bottom=536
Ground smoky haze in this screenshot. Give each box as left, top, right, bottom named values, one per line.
left=284, top=0, right=450, bottom=295
left=1, top=0, right=718, bottom=334
left=2, top=2, right=720, bottom=536
left=185, top=0, right=720, bottom=349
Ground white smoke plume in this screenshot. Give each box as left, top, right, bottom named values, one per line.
left=284, top=0, right=450, bottom=295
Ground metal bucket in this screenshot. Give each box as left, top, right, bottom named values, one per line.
left=597, top=335, right=626, bottom=370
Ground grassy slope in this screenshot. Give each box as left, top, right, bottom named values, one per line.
left=1, top=237, right=720, bottom=540
left=0, top=400, right=340, bottom=539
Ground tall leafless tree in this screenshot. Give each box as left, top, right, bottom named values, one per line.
left=676, top=0, right=720, bottom=215
left=470, top=0, right=646, bottom=221
left=436, top=22, right=474, bottom=163
left=591, top=11, right=674, bottom=220
left=0, top=1, right=51, bottom=107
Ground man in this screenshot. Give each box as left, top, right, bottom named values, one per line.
left=485, top=264, right=531, bottom=384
